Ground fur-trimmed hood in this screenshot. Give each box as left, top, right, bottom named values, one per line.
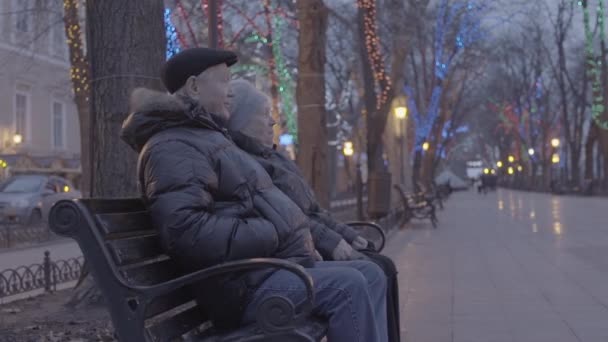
left=120, top=88, right=224, bottom=152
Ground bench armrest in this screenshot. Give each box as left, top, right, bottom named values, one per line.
left=344, top=221, right=386, bottom=253
left=139, top=258, right=315, bottom=316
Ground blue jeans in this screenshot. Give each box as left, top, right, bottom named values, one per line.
left=242, top=260, right=388, bottom=342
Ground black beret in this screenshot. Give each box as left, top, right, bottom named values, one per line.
left=161, top=47, right=238, bottom=93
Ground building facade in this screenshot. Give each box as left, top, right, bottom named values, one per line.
left=0, top=0, right=81, bottom=182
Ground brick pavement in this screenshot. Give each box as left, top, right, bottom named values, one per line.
left=384, top=189, right=608, bottom=342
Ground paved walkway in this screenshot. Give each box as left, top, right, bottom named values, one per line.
left=385, top=189, right=608, bottom=342
left=0, top=239, right=80, bottom=270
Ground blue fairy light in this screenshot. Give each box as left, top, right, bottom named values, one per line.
left=165, top=8, right=180, bottom=59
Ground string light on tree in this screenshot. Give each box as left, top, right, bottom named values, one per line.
left=407, top=0, right=486, bottom=151
left=63, top=0, right=89, bottom=98
left=165, top=8, right=181, bottom=59
left=581, top=0, right=608, bottom=130
left=357, top=0, right=392, bottom=109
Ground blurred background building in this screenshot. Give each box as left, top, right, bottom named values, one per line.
left=0, top=0, right=81, bottom=184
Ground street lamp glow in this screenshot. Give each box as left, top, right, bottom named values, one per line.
left=497, top=161, right=503, bottom=168
left=343, top=141, right=354, bottom=157
left=394, top=106, right=408, bottom=119
left=483, top=168, right=490, bottom=174
left=490, top=169, right=496, bottom=175
left=422, top=142, right=430, bottom=151
left=13, top=134, right=22, bottom=145
left=508, top=155, right=515, bottom=163
left=528, top=148, right=535, bottom=156
left=552, top=153, right=560, bottom=164
left=508, top=167, right=514, bottom=175
left=517, top=165, right=523, bottom=172
left=551, top=138, right=560, bottom=148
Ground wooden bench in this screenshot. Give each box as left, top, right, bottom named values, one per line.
left=416, top=182, right=444, bottom=210
left=394, top=185, right=438, bottom=228
left=48, top=198, right=329, bottom=342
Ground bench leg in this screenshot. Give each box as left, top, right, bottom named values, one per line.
left=430, top=206, right=438, bottom=229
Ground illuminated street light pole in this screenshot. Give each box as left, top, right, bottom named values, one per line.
left=394, top=104, right=407, bottom=184
left=550, top=138, right=561, bottom=191
left=13, top=134, right=23, bottom=145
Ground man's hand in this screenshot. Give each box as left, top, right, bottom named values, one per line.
left=352, top=236, right=369, bottom=250
left=332, top=240, right=367, bottom=261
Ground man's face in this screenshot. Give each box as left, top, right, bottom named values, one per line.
left=190, top=63, right=231, bottom=118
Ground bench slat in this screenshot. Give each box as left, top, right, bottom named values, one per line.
left=81, top=198, right=146, bottom=214
left=147, top=304, right=208, bottom=341
left=107, top=234, right=165, bottom=267
left=146, top=292, right=200, bottom=320
left=96, top=211, right=155, bottom=237
left=121, top=258, right=182, bottom=286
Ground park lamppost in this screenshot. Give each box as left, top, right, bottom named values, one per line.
left=343, top=141, right=354, bottom=157
left=13, top=133, right=22, bottom=145
left=343, top=141, right=363, bottom=219
left=394, top=104, right=408, bottom=184
left=527, top=148, right=535, bottom=188
left=550, top=138, right=561, bottom=185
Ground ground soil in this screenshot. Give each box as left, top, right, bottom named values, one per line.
left=0, top=290, right=114, bottom=342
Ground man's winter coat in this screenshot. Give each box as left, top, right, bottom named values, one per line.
left=120, top=89, right=316, bottom=326
left=229, top=131, right=361, bottom=259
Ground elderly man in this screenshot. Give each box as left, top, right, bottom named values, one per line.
left=227, top=79, right=401, bottom=342
left=120, top=48, right=388, bottom=342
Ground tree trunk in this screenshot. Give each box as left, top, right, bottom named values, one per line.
left=570, top=148, right=581, bottom=186
left=601, top=132, right=608, bottom=189
left=584, top=123, right=597, bottom=180
left=295, top=0, right=330, bottom=209
left=87, top=0, right=165, bottom=197
left=67, top=0, right=166, bottom=308
left=263, top=0, right=283, bottom=145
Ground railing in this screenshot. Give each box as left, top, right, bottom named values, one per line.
left=0, top=251, right=84, bottom=299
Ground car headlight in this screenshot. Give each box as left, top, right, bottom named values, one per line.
left=12, top=199, right=30, bottom=208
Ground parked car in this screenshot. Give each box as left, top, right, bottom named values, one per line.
left=0, top=174, right=81, bottom=226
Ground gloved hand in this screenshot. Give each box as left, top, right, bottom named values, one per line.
left=332, top=239, right=367, bottom=261
left=352, top=236, right=369, bottom=250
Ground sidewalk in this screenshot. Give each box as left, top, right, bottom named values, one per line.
left=0, top=239, right=80, bottom=270
left=389, top=189, right=608, bottom=342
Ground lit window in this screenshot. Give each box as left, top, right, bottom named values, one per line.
left=15, top=93, right=28, bottom=142
left=53, top=101, right=65, bottom=149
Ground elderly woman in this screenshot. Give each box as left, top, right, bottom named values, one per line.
left=227, top=79, right=401, bottom=342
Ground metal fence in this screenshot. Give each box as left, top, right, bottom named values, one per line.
left=0, top=251, right=84, bottom=299
left=0, top=223, right=58, bottom=248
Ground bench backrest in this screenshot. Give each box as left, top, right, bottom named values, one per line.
left=63, top=198, right=211, bottom=341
